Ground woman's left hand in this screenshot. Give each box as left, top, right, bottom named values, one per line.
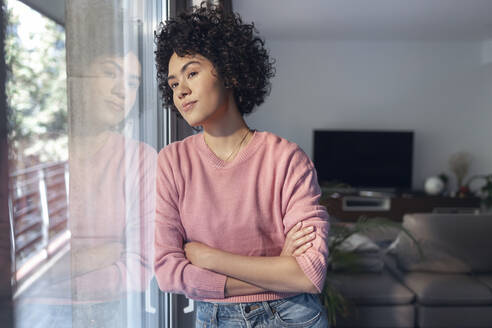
left=184, top=241, right=216, bottom=269
left=280, top=222, right=316, bottom=257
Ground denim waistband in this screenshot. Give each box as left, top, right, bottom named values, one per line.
left=195, top=293, right=304, bottom=321
left=198, top=293, right=299, bottom=307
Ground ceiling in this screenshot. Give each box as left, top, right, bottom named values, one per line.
left=19, top=0, right=65, bottom=26
left=17, top=0, right=492, bottom=41
left=232, top=0, right=492, bottom=41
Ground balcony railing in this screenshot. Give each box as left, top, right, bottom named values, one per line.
left=8, top=161, right=70, bottom=297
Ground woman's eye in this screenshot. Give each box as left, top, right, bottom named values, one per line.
left=128, top=81, right=139, bottom=89
left=104, top=70, right=116, bottom=78
left=170, top=82, right=178, bottom=89
left=188, top=71, right=197, bottom=78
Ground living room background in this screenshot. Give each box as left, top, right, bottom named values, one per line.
left=246, top=40, right=492, bottom=192
left=237, top=3, right=492, bottom=193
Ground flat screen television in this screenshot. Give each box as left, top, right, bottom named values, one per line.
left=313, top=130, right=414, bottom=190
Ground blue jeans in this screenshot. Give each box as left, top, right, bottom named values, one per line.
left=195, top=293, right=329, bottom=327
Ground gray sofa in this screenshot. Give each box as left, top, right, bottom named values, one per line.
left=328, top=213, right=492, bottom=328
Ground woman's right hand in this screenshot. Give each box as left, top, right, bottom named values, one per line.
left=280, top=222, right=317, bottom=257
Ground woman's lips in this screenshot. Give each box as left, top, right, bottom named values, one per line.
left=182, top=101, right=197, bottom=112
left=106, top=100, right=124, bottom=112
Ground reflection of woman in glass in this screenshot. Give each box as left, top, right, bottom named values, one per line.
left=69, top=50, right=156, bottom=302
left=20, top=47, right=156, bottom=327
left=72, top=50, right=156, bottom=325
left=154, top=4, right=330, bottom=327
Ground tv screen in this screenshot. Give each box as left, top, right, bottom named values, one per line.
left=313, top=130, right=414, bottom=190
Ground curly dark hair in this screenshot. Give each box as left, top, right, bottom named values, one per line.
left=154, top=2, right=275, bottom=119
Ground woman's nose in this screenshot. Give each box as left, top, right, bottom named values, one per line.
left=177, top=83, right=191, bottom=99
left=111, top=79, right=125, bottom=99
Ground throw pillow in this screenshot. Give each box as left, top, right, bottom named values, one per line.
left=393, top=231, right=471, bottom=273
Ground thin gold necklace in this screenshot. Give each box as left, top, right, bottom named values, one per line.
left=224, top=128, right=252, bottom=162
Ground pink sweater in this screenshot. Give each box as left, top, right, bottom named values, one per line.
left=154, top=130, right=330, bottom=303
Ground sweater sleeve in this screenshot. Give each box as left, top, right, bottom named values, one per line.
left=282, top=149, right=330, bottom=294
left=154, top=149, right=227, bottom=299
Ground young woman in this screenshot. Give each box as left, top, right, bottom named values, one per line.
left=154, top=3, right=330, bottom=327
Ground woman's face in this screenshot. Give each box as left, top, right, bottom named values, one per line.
left=87, top=52, right=141, bottom=128
left=167, top=52, right=229, bottom=127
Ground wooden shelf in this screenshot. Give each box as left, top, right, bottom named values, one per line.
left=321, top=194, right=482, bottom=222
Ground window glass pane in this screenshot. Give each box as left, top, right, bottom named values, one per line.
left=5, top=1, right=70, bottom=326
left=7, top=0, right=163, bottom=327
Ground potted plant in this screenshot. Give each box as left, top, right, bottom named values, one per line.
left=448, top=151, right=472, bottom=197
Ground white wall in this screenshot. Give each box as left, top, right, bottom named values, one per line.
left=245, top=40, right=492, bottom=191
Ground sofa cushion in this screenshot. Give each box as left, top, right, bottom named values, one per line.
left=361, top=223, right=402, bottom=248
left=336, top=233, right=380, bottom=253
left=394, top=236, right=471, bottom=273
left=403, top=272, right=492, bottom=306
left=395, top=213, right=492, bottom=273
left=418, top=306, right=492, bottom=328
left=327, top=271, right=415, bottom=305
left=476, top=274, right=492, bottom=291
left=335, top=305, right=415, bottom=328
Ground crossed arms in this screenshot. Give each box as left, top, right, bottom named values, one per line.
left=184, top=222, right=319, bottom=296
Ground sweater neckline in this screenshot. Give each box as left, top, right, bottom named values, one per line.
left=194, top=129, right=264, bottom=168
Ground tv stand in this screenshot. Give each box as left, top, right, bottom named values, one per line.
left=320, top=191, right=481, bottom=222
